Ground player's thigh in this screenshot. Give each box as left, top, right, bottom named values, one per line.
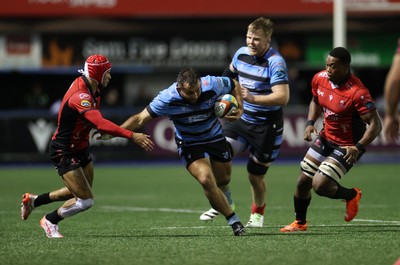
left=223, top=121, right=248, bottom=155
left=62, top=168, right=93, bottom=199
left=82, top=162, right=94, bottom=186
left=250, top=120, right=283, bottom=163
left=311, top=137, right=353, bottom=182
left=187, top=158, right=217, bottom=187
left=49, top=186, right=73, bottom=201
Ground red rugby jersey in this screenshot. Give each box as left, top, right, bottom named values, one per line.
left=311, top=70, right=376, bottom=145
left=51, top=76, right=132, bottom=151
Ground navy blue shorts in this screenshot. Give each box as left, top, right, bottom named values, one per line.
left=223, top=118, right=283, bottom=163
left=176, top=138, right=232, bottom=168
left=309, top=135, right=364, bottom=172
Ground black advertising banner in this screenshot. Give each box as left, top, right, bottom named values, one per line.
left=0, top=111, right=397, bottom=164
left=40, top=34, right=238, bottom=71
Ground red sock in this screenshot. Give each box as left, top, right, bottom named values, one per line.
left=251, top=203, right=265, bottom=215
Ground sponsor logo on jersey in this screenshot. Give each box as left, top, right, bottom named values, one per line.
left=81, top=100, right=91, bottom=107
left=79, top=93, right=90, bottom=99
left=276, top=68, right=287, bottom=79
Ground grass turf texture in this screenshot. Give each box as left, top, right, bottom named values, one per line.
left=1, top=162, right=399, bottom=265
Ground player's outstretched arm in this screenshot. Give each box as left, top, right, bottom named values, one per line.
left=83, top=109, right=133, bottom=139
left=121, top=108, right=153, bottom=131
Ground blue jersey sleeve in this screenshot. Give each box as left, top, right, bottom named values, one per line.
left=269, top=54, right=289, bottom=86
left=203, top=75, right=234, bottom=96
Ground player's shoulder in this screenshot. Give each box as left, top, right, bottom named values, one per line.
left=237, top=46, right=248, bottom=54
left=153, top=83, right=179, bottom=103
left=233, top=46, right=250, bottom=58
left=348, top=75, right=372, bottom=98
left=267, top=47, right=284, bottom=58
left=67, top=81, right=94, bottom=108
left=69, top=84, right=92, bottom=101
left=347, top=74, right=370, bottom=92
left=349, top=73, right=365, bottom=86
left=68, top=77, right=88, bottom=93
left=312, top=70, right=328, bottom=83
left=266, top=48, right=287, bottom=68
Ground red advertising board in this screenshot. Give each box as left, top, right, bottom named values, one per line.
left=2, top=0, right=333, bottom=17
left=3, top=1, right=400, bottom=17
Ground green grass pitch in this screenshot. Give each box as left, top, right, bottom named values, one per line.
left=1, top=162, right=399, bottom=265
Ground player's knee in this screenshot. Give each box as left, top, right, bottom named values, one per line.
left=197, top=174, right=215, bottom=189
left=247, top=159, right=268, bottom=175
left=300, top=157, right=319, bottom=178
left=318, top=161, right=346, bottom=183
left=217, top=175, right=231, bottom=187
left=311, top=177, right=337, bottom=197
left=58, top=197, right=94, bottom=218
left=312, top=181, right=327, bottom=196
left=76, top=198, right=94, bottom=211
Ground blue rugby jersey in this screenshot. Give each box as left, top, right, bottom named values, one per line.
left=232, top=46, right=289, bottom=124
left=147, top=75, right=234, bottom=145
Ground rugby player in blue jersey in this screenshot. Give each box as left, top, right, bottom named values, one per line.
left=120, top=67, right=246, bottom=236
left=200, top=17, right=290, bottom=228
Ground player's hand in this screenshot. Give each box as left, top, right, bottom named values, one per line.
left=304, top=125, right=318, bottom=142
left=341, top=145, right=359, bottom=165
left=241, top=87, right=254, bottom=103
left=224, top=107, right=243, bottom=122
left=383, top=116, right=400, bottom=143
left=91, top=130, right=113, bottom=140
left=131, top=133, right=154, bottom=151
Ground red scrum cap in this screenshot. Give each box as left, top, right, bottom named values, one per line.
left=79, top=54, right=112, bottom=85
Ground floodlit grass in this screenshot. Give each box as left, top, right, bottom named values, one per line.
left=0, top=162, right=399, bottom=265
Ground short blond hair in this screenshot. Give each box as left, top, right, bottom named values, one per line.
left=248, top=17, right=274, bottom=38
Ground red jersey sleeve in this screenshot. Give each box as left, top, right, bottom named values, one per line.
left=68, top=92, right=133, bottom=139
left=68, top=91, right=97, bottom=114
left=352, top=86, right=377, bottom=116
left=82, top=110, right=133, bottom=139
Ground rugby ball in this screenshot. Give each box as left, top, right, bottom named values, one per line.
left=214, top=94, right=238, bottom=118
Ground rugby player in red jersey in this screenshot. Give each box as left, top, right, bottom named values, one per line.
left=20, top=54, right=154, bottom=238
left=280, top=47, right=382, bottom=232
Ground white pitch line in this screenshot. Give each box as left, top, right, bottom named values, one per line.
left=353, top=218, right=400, bottom=224
left=100, top=205, right=400, bottom=226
